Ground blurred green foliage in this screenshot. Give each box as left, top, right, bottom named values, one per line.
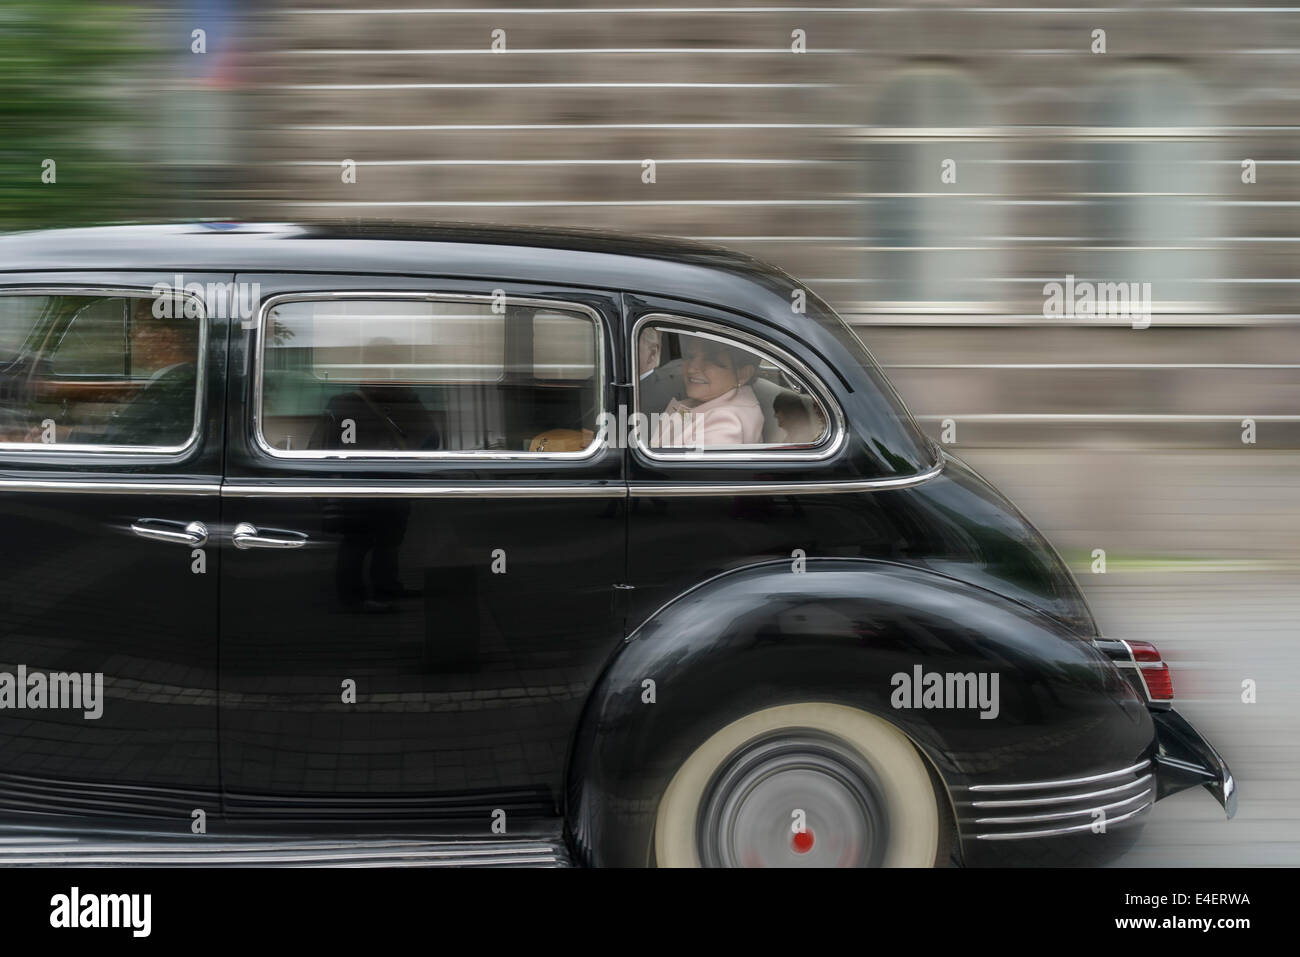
left=0, top=1, right=150, bottom=230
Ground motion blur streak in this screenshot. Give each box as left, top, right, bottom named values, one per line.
left=2, top=1, right=1296, bottom=864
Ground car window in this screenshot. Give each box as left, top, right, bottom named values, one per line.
left=635, top=322, right=832, bottom=453
left=0, top=292, right=203, bottom=451
left=258, top=295, right=602, bottom=456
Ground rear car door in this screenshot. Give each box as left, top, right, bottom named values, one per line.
left=219, top=275, right=625, bottom=823
left=0, top=276, right=229, bottom=825
left=625, top=296, right=851, bottom=627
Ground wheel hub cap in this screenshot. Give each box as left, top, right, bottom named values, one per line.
left=697, top=731, right=888, bottom=868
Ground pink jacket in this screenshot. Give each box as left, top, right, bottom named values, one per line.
left=649, top=385, right=764, bottom=449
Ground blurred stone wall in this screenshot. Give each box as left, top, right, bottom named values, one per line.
left=220, top=2, right=1297, bottom=473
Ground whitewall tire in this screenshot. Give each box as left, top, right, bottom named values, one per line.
left=654, top=702, right=942, bottom=867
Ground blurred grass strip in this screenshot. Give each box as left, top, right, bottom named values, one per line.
left=1062, top=550, right=1298, bottom=574
left=0, top=1, right=150, bottom=230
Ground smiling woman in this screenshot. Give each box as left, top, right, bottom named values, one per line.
left=648, top=333, right=764, bottom=449
left=637, top=324, right=833, bottom=453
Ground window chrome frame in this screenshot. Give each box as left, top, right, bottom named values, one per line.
left=0, top=286, right=207, bottom=458
left=252, top=290, right=608, bottom=462
left=631, top=313, right=848, bottom=464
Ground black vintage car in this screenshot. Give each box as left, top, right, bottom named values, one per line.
left=0, top=222, right=1233, bottom=867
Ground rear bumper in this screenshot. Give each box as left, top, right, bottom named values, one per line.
left=1152, top=707, right=1237, bottom=819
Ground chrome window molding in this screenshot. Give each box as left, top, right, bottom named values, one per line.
left=220, top=469, right=942, bottom=499
left=631, top=313, right=848, bottom=464
left=628, top=459, right=943, bottom=497
left=221, top=482, right=625, bottom=499
left=0, top=478, right=219, bottom=495
left=0, top=286, right=207, bottom=458
left=0, top=471, right=943, bottom=499
left=226, top=473, right=947, bottom=499
left=251, top=291, right=608, bottom=463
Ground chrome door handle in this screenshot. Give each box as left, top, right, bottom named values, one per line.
left=131, top=519, right=208, bottom=548
left=232, top=522, right=308, bottom=550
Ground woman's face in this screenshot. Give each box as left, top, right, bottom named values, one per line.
left=680, top=337, right=752, bottom=403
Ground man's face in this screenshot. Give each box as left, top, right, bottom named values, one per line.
left=638, top=332, right=661, bottom=377
left=131, top=318, right=191, bottom=371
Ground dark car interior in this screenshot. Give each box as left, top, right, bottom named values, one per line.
left=260, top=303, right=600, bottom=455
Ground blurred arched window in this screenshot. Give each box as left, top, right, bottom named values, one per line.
left=865, top=67, right=1002, bottom=311
left=1088, top=66, right=1221, bottom=313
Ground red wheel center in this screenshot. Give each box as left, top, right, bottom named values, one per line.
left=791, top=828, right=815, bottom=853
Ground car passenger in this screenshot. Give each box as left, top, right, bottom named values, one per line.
left=637, top=327, right=683, bottom=418
left=99, top=306, right=198, bottom=447
left=647, top=335, right=763, bottom=449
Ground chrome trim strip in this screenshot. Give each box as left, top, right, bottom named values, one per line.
left=630, top=313, right=849, bottom=463
left=0, top=838, right=569, bottom=867
left=974, top=790, right=1151, bottom=826
left=1157, top=755, right=1212, bottom=777
left=0, top=479, right=220, bottom=495
left=221, top=483, right=626, bottom=499
left=629, top=459, right=943, bottom=497
left=968, top=759, right=1151, bottom=793
left=250, top=290, right=609, bottom=463
left=0, top=286, right=208, bottom=458
left=972, top=774, right=1152, bottom=809
left=0, top=471, right=937, bottom=499
left=974, top=803, right=1151, bottom=841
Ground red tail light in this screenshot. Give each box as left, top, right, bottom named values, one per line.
left=1126, top=640, right=1173, bottom=701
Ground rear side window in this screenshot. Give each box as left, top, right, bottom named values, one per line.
left=634, top=317, right=838, bottom=457
left=0, top=292, right=204, bottom=452
left=257, top=295, right=603, bottom=456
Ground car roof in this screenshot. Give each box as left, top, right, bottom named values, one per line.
left=0, top=221, right=805, bottom=322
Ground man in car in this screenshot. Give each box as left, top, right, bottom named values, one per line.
left=637, top=326, right=683, bottom=418
left=100, top=305, right=199, bottom=447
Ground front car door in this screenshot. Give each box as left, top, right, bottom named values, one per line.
left=0, top=276, right=228, bottom=826
left=219, top=275, right=625, bottom=825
